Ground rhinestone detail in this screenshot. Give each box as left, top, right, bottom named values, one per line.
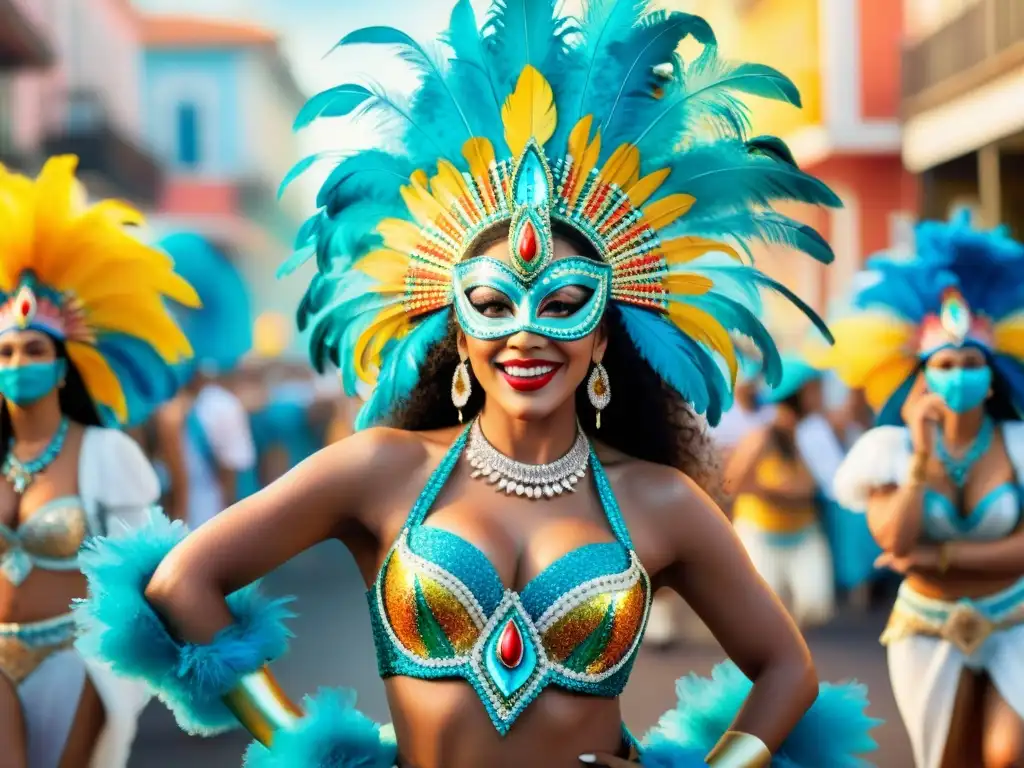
left=466, top=418, right=589, bottom=501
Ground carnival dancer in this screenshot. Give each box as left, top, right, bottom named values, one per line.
left=0, top=157, right=196, bottom=767
left=726, top=357, right=835, bottom=627
left=152, top=232, right=256, bottom=526
left=74, top=4, right=879, bottom=767
left=814, top=213, right=1024, bottom=768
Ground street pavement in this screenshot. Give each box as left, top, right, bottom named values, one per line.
left=128, top=543, right=912, bottom=767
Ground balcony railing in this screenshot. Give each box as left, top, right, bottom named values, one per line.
left=903, top=0, right=1024, bottom=106
left=42, top=90, right=162, bottom=207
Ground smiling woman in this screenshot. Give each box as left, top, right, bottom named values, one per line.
left=74, top=2, right=879, bottom=768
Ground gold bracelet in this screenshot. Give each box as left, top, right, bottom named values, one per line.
left=938, top=543, right=953, bottom=573
left=705, top=731, right=772, bottom=767
left=907, top=453, right=930, bottom=486
left=222, top=666, right=304, bottom=747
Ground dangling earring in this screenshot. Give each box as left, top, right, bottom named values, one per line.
left=587, top=362, right=611, bottom=429
left=451, top=358, right=471, bottom=422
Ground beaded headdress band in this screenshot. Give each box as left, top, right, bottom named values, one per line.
left=0, top=276, right=92, bottom=342
left=918, top=288, right=993, bottom=355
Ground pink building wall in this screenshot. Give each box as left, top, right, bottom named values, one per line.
left=11, top=0, right=143, bottom=153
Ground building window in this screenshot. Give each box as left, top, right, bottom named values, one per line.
left=176, top=103, right=201, bottom=168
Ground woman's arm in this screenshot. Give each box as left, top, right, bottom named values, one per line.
left=865, top=480, right=926, bottom=557
left=883, top=528, right=1024, bottom=576
left=144, top=427, right=421, bottom=643
left=654, top=471, right=817, bottom=752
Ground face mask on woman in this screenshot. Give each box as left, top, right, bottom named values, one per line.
left=924, top=365, right=992, bottom=413
left=0, top=360, right=66, bottom=407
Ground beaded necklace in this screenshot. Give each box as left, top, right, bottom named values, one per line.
left=934, top=416, right=994, bottom=489
left=2, top=417, right=71, bottom=494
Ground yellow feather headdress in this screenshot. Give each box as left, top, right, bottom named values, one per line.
left=0, top=156, right=199, bottom=425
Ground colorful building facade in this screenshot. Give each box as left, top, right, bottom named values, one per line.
left=901, top=0, right=1024, bottom=237
left=137, top=15, right=309, bottom=357
left=676, top=0, right=918, bottom=341
left=3, top=0, right=161, bottom=205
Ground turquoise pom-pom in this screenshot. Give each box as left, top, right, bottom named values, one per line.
left=73, top=508, right=295, bottom=735
left=243, top=688, right=396, bottom=768
left=642, top=661, right=881, bottom=767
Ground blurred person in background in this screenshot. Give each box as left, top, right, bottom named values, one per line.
left=726, top=357, right=835, bottom=628
left=153, top=233, right=256, bottom=528
left=0, top=158, right=195, bottom=768
left=713, top=349, right=776, bottom=466
left=71, top=4, right=881, bottom=768
left=819, top=214, right=1024, bottom=768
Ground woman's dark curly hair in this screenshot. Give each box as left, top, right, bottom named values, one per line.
left=388, top=227, right=722, bottom=499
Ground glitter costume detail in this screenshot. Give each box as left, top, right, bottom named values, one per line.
left=369, top=427, right=651, bottom=734
left=0, top=496, right=97, bottom=586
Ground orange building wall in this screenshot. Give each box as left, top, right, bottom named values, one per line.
left=859, top=0, right=904, bottom=119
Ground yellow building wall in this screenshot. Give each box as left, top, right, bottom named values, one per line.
left=671, top=0, right=823, bottom=139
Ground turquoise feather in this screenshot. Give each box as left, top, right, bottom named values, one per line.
left=293, top=85, right=372, bottom=129
left=356, top=309, right=452, bottom=429
left=676, top=210, right=835, bottom=265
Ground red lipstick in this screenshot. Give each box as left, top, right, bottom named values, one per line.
left=496, top=359, right=563, bottom=392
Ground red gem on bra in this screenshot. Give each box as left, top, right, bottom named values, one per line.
left=497, top=619, right=524, bottom=668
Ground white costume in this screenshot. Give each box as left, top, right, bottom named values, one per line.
left=1, top=428, right=155, bottom=768
left=184, top=383, right=256, bottom=528
left=835, top=423, right=1024, bottom=768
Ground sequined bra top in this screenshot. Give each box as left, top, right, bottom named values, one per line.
left=368, top=428, right=651, bottom=734
left=0, top=496, right=93, bottom=586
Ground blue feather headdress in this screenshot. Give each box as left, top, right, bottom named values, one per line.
left=159, top=232, right=254, bottom=379
left=808, top=211, right=1024, bottom=423
left=280, top=0, right=839, bottom=429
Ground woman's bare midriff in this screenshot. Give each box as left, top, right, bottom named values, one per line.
left=386, top=677, right=627, bottom=768
left=903, top=572, right=1021, bottom=601
left=0, top=569, right=87, bottom=623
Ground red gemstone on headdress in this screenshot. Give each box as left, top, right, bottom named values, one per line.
left=497, top=619, right=524, bottom=668
left=518, top=220, right=538, bottom=262
left=19, top=300, right=30, bottom=318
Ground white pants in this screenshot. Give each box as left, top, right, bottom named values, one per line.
left=734, top=520, right=835, bottom=627
left=886, top=579, right=1024, bottom=768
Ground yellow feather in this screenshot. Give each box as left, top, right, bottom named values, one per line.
left=566, top=117, right=601, bottom=206
left=355, top=249, right=410, bottom=284
left=807, top=316, right=914, bottom=389
left=626, top=169, right=671, bottom=208
left=995, top=318, right=1024, bottom=359
left=87, top=297, right=192, bottom=360
left=354, top=305, right=409, bottom=382
left=667, top=303, right=737, bottom=381
left=67, top=341, right=128, bottom=422
left=662, top=274, right=714, bottom=295
left=501, top=66, right=557, bottom=157
left=661, top=237, right=740, bottom=265
left=378, top=219, right=427, bottom=254
left=462, top=138, right=496, bottom=182
left=431, top=160, right=474, bottom=210
left=74, top=263, right=200, bottom=309
left=88, top=199, right=145, bottom=228
left=600, top=144, right=640, bottom=190
left=862, top=357, right=919, bottom=411
left=643, top=194, right=696, bottom=230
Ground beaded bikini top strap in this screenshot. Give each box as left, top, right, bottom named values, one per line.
left=403, top=426, right=634, bottom=551
left=588, top=446, right=634, bottom=550
left=404, top=426, right=472, bottom=529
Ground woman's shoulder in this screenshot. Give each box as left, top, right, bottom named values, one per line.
left=315, top=425, right=463, bottom=483
left=596, top=445, right=713, bottom=523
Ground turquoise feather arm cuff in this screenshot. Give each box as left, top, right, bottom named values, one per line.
left=73, top=508, right=295, bottom=735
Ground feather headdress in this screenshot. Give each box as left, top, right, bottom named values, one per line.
left=0, top=156, right=198, bottom=426
left=281, top=0, right=839, bottom=428
left=807, top=211, right=1024, bottom=422
left=158, top=232, right=253, bottom=377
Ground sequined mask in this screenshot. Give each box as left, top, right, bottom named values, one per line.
left=452, top=256, right=610, bottom=341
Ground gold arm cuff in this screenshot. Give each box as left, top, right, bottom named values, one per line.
left=705, top=731, right=772, bottom=768
left=222, top=666, right=304, bottom=747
